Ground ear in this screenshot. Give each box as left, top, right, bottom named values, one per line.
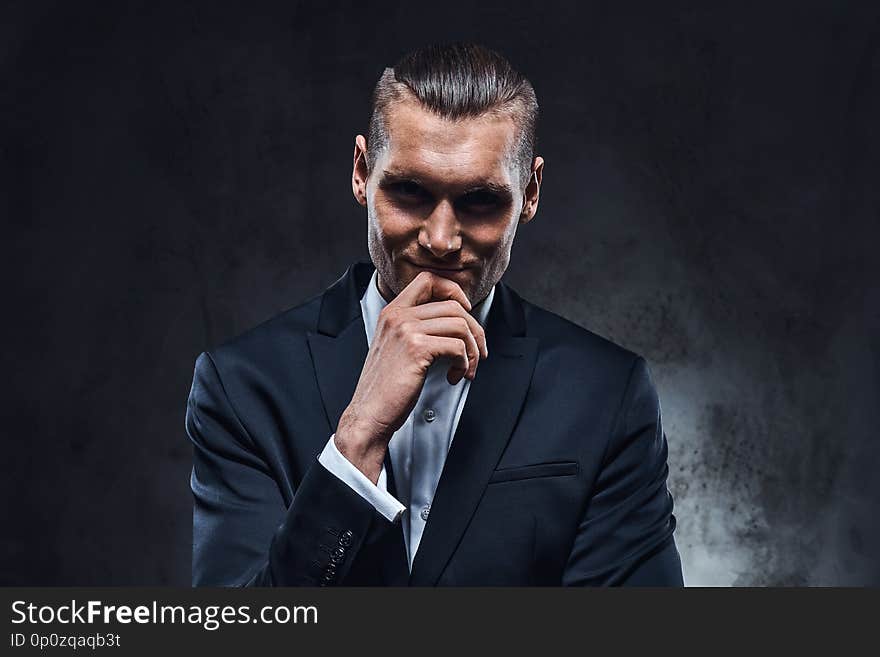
left=352, top=135, right=369, bottom=207
left=519, top=156, right=544, bottom=224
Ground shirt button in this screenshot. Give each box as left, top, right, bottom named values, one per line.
left=420, top=505, right=431, bottom=521
left=423, top=408, right=436, bottom=422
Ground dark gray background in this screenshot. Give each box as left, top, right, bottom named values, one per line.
left=2, top=0, right=878, bottom=586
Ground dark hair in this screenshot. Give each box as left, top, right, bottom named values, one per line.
left=366, top=43, right=539, bottom=188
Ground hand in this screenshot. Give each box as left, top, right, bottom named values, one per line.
left=334, top=271, right=489, bottom=483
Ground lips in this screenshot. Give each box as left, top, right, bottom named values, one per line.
left=407, top=260, right=469, bottom=272
left=419, top=266, right=464, bottom=272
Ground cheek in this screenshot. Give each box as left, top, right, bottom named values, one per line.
left=466, top=213, right=519, bottom=253
left=370, top=197, right=417, bottom=242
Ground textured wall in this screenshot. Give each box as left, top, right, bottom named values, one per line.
left=2, top=0, right=878, bottom=585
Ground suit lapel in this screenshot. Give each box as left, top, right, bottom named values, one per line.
left=306, top=262, right=373, bottom=435
left=408, top=283, right=539, bottom=586
left=308, top=317, right=368, bottom=436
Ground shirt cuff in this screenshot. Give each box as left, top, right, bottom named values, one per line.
left=318, top=433, right=406, bottom=523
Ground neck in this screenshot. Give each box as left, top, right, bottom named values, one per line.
left=376, top=274, right=396, bottom=304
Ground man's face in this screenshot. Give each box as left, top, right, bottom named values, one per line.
left=352, top=97, right=543, bottom=308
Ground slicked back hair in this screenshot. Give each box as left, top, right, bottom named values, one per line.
left=365, top=43, right=539, bottom=189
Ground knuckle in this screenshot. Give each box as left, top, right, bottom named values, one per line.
left=381, top=307, right=405, bottom=331
left=405, top=331, right=423, bottom=355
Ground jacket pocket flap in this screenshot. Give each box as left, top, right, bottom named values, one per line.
left=488, top=461, right=579, bottom=484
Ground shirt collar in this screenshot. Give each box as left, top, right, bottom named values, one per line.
left=360, top=268, right=496, bottom=348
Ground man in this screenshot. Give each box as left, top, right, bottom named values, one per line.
left=186, top=43, right=684, bottom=586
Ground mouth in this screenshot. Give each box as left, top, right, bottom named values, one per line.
left=409, top=266, right=470, bottom=280
left=406, top=260, right=470, bottom=274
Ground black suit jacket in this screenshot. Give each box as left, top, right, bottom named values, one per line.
left=186, top=261, right=684, bottom=586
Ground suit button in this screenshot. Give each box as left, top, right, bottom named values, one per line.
left=325, top=563, right=337, bottom=575
left=339, top=530, right=353, bottom=547
left=423, top=408, right=436, bottom=422
left=332, top=546, right=346, bottom=560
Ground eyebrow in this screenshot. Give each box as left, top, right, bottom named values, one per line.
left=380, top=169, right=514, bottom=198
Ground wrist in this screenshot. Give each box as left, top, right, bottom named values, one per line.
left=335, top=407, right=389, bottom=482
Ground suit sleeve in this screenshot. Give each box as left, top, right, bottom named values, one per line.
left=318, top=434, right=406, bottom=521
left=186, top=351, right=402, bottom=587
left=562, top=357, right=684, bottom=586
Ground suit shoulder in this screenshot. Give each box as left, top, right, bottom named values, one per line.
left=515, top=291, right=658, bottom=433
left=204, top=290, right=324, bottom=373
left=517, top=290, right=642, bottom=373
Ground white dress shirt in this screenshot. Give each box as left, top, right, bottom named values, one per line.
left=318, top=268, right=496, bottom=570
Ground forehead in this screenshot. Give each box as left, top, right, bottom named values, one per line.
left=378, top=98, right=519, bottom=188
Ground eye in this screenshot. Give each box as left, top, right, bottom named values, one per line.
left=459, top=190, right=502, bottom=212
left=390, top=181, right=427, bottom=198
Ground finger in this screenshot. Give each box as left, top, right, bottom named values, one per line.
left=421, top=335, right=470, bottom=385
left=393, top=271, right=472, bottom=312
left=410, top=300, right=488, bottom=359
left=416, top=317, right=480, bottom=378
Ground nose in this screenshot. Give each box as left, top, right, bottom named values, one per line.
left=418, top=200, right=461, bottom=258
